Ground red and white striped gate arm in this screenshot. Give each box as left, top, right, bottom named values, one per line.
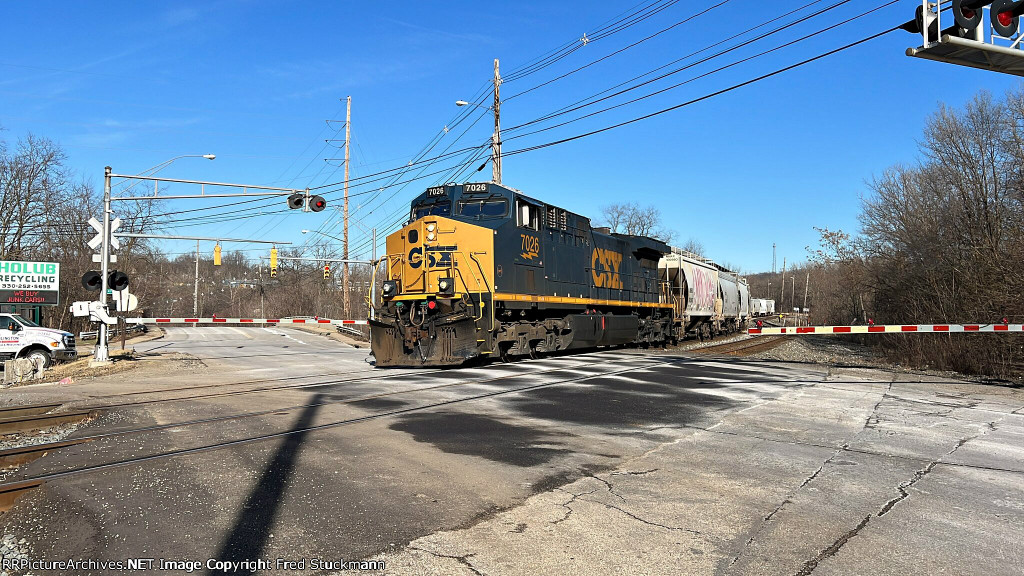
left=123, top=317, right=368, bottom=325
left=749, top=324, right=1023, bottom=335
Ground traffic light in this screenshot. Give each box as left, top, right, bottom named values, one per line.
left=108, top=270, right=129, bottom=291
left=309, top=195, right=327, bottom=212
left=214, top=243, right=222, bottom=266
left=323, top=264, right=331, bottom=279
left=270, top=267, right=278, bottom=278
left=270, top=247, right=278, bottom=269
left=992, top=0, right=1023, bottom=37
left=287, top=193, right=305, bottom=210
left=81, top=270, right=102, bottom=292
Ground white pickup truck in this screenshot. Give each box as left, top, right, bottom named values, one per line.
left=0, top=313, right=76, bottom=368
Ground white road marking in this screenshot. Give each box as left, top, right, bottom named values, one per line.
left=262, top=327, right=307, bottom=345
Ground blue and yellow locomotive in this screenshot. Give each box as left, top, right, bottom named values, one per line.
left=369, top=182, right=674, bottom=366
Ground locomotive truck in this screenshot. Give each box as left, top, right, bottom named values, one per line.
left=369, top=182, right=748, bottom=367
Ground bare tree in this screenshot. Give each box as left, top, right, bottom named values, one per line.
left=600, top=202, right=676, bottom=242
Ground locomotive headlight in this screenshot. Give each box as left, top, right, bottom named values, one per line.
left=426, top=223, right=436, bottom=232
left=426, top=231, right=436, bottom=241
left=382, top=280, right=399, bottom=299
left=438, top=277, right=454, bottom=295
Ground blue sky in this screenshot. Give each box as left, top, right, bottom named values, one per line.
left=0, top=1, right=1014, bottom=272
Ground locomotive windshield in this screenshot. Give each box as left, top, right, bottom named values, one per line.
left=457, top=196, right=508, bottom=219
left=411, top=198, right=451, bottom=220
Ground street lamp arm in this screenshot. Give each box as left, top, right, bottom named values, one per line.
left=116, top=154, right=216, bottom=194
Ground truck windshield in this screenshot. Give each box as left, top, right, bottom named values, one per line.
left=10, top=315, right=38, bottom=327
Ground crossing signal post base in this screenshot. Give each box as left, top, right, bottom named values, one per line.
left=908, top=34, right=1024, bottom=76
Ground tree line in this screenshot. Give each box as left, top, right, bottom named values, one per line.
left=0, top=129, right=370, bottom=338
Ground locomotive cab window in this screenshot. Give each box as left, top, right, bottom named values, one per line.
left=457, top=197, right=508, bottom=219
left=517, top=200, right=540, bottom=231
left=411, top=198, right=451, bottom=221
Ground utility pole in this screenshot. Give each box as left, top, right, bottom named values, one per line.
left=258, top=264, right=265, bottom=318
left=343, top=96, right=351, bottom=317
left=370, top=228, right=377, bottom=321
left=492, top=59, right=502, bottom=184
left=803, top=271, right=809, bottom=313
left=779, top=257, right=786, bottom=309
left=791, top=276, right=796, bottom=314
left=193, top=240, right=200, bottom=317
left=772, top=243, right=776, bottom=274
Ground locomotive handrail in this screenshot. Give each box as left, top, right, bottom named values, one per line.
left=468, top=252, right=494, bottom=329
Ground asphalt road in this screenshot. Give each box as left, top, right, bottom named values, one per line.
left=0, top=327, right=1020, bottom=575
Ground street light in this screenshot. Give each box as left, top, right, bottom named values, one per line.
left=301, top=229, right=345, bottom=244
left=93, top=153, right=215, bottom=365
left=117, top=154, right=216, bottom=194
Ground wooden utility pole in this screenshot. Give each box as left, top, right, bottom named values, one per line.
left=492, top=59, right=502, bottom=184
left=343, top=96, right=351, bottom=316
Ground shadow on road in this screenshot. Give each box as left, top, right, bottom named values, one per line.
left=206, top=393, right=324, bottom=574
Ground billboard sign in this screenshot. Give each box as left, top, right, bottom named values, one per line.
left=0, top=261, right=60, bottom=306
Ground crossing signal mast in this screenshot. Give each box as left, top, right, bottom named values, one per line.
left=903, top=0, right=1024, bottom=76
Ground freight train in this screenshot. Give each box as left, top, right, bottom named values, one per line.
left=369, top=182, right=750, bottom=367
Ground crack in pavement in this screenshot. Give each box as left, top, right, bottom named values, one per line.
left=589, top=498, right=705, bottom=536
left=877, top=424, right=992, bottom=518
left=551, top=486, right=599, bottom=525
left=791, top=417, right=1001, bottom=575
left=588, top=474, right=626, bottom=503
left=793, top=515, right=872, bottom=576
left=610, top=468, right=659, bottom=476
left=726, top=380, right=890, bottom=573
left=409, top=546, right=484, bottom=576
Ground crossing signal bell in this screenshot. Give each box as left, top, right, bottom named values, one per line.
left=992, top=0, right=1024, bottom=37
left=323, top=264, right=331, bottom=279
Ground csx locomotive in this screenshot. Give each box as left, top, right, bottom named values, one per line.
left=369, top=182, right=748, bottom=367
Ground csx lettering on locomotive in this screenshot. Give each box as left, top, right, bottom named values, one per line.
left=591, top=247, right=623, bottom=289
left=408, top=246, right=455, bottom=269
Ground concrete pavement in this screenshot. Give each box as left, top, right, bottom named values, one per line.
left=365, top=367, right=1024, bottom=576
left=0, top=328, right=1019, bottom=575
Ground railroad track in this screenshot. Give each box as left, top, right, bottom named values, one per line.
left=686, top=335, right=786, bottom=357
left=0, top=352, right=681, bottom=512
